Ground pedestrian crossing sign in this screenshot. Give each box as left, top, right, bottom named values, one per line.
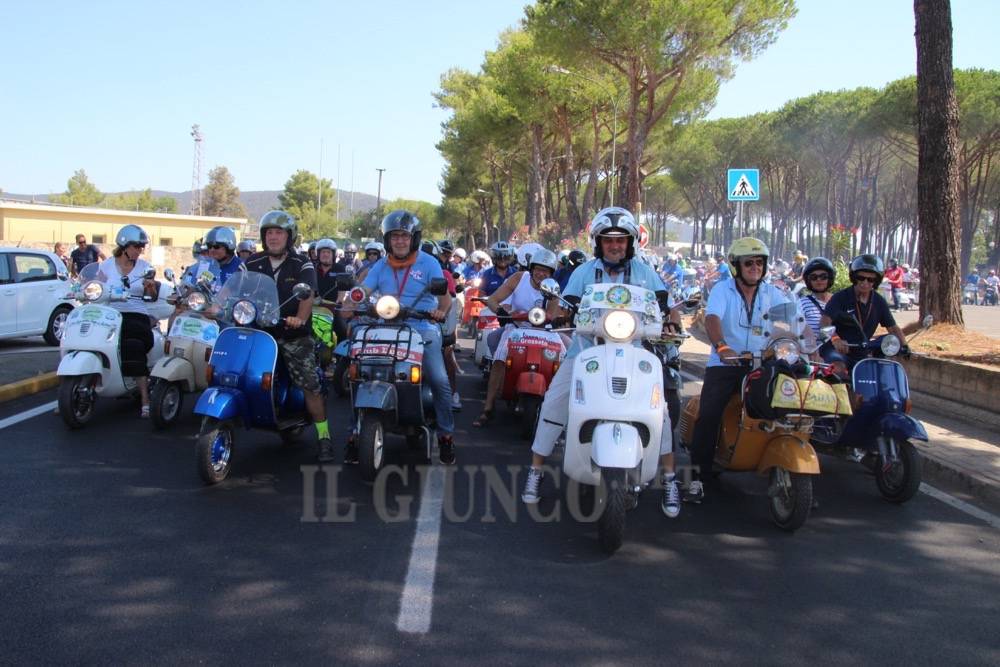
left=727, top=169, right=760, bottom=202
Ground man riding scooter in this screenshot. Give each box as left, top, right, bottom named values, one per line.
left=473, top=247, right=562, bottom=428
left=347, top=210, right=458, bottom=465
left=480, top=241, right=518, bottom=296
left=520, top=207, right=684, bottom=519
left=686, top=237, right=792, bottom=504
left=245, top=211, right=331, bottom=462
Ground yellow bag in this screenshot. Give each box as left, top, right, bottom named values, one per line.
left=770, top=374, right=853, bottom=415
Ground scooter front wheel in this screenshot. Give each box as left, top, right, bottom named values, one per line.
left=875, top=439, right=922, bottom=503
left=149, top=380, right=184, bottom=430
left=597, top=469, right=628, bottom=554
left=196, top=417, right=234, bottom=485
left=768, top=468, right=812, bottom=532
left=358, top=411, right=386, bottom=482
left=58, top=375, right=98, bottom=429
left=520, top=395, right=542, bottom=440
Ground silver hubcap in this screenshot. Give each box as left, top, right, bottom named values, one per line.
left=53, top=312, right=68, bottom=339
left=162, top=385, right=180, bottom=419
left=373, top=423, right=384, bottom=470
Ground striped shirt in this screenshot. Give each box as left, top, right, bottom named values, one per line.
left=798, top=294, right=828, bottom=336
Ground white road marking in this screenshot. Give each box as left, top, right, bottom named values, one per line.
left=396, top=465, right=446, bottom=634
left=920, top=483, right=1000, bottom=530
left=0, top=400, right=58, bottom=430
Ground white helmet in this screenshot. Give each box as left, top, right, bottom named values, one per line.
left=315, top=238, right=338, bottom=253
left=527, top=247, right=558, bottom=274
left=589, top=206, right=639, bottom=259
left=470, top=250, right=489, bottom=264
left=364, top=241, right=385, bottom=257
left=454, top=247, right=467, bottom=260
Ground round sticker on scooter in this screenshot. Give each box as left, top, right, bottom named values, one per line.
left=606, top=285, right=632, bottom=307
left=585, top=359, right=599, bottom=373
left=638, top=360, right=652, bottom=374
left=780, top=378, right=797, bottom=397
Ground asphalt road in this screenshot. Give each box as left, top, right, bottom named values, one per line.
left=895, top=303, right=1000, bottom=337
left=2, top=339, right=999, bottom=665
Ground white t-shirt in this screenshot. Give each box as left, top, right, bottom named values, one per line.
left=99, top=257, right=154, bottom=316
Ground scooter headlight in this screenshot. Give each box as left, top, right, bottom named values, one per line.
left=375, top=295, right=400, bottom=320
left=186, top=291, right=207, bottom=312
left=527, top=307, right=546, bottom=326
left=602, top=310, right=636, bottom=341
left=880, top=334, right=901, bottom=357
left=232, top=299, right=257, bottom=325
left=769, top=337, right=800, bottom=364
left=472, top=278, right=482, bottom=287
left=82, top=281, right=103, bottom=301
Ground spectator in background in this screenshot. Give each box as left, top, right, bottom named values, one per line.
left=69, top=234, right=106, bottom=276
left=884, top=259, right=904, bottom=310
left=53, top=242, right=70, bottom=270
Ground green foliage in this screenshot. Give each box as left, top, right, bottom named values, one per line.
left=203, top=166, right=247, bottom=218
left=104, top=189, right=177, bottom=212
left=51, top=169, right=103, bottom=206
left=279, top=170, right=341, bottom=240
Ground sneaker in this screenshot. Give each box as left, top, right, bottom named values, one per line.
left=343, top=440, right=359, bottom=465
left=438, top=435, right=456, bottom=465
left=140, top=405, right=150, bottom=419
left=318, top=438, right=335, bottom=463
left=661, top=477, right=681, bottom=518
left=451, top=392, right=462, bottom=411
left=522, top=467, right=543, bottom=504
left=684, top=480, right=704, bottom=504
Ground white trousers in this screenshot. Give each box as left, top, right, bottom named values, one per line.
left=530, top=360, right=673, bottom=458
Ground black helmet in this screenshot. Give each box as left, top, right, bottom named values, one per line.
left=568, top=249, right=587, bottom=267
left=115, top=224, right=149, bottom=249
left=205, top=226, right=237, bottom=253
left=849, top=254, right=885, bottom=287
left=421, top=240, right=441, bottom=257
left=258, top=210, right=298, bottom=251
left=802, top=257, right=836, bottom=293
left=381, top=209, right=422, bottom=254
left=438, top=239, right=455, bottom=254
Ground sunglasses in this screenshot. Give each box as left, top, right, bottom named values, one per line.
left=77, top=240, right=87, bottom=244
left=854, top=275, right=877, bottom=284
left=741, top=258, right=765, bottom=268
left=208, top=243, right=227, bottom=250
left=366, top=251, right=380, bottom=257
left=807, top=272, right=830, bottom=281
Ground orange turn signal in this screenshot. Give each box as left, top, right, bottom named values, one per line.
left=410, top=365, right=421, bottom=384
left=261, top=372, right=273, bottom=391
left=904, top=398, right=912, bottom=414
left=206, top=364, right=214, bottom=384
left=506, top=358, right=513, bottom=368
left=164, top=340, right=171, bottom=355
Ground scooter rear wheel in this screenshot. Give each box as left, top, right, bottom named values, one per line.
left=520, top=395, right=542, bottom=440
left=58, top=375, right=97, bottom=429
left=196, top=417, right=234, bottom=485
left=149, top=380, right=183, bottom=430
left=358, top=412, right=385, bottom=482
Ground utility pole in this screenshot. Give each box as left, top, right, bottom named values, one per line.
left=349, top=150, right=355, bottom=214
left=375, top=168, right=386, bottom=228
left=317, top=138, right=323, bottom=214
left=335, top=144, right=342, bottom=223
left=189, top=124, right=203, bottom=215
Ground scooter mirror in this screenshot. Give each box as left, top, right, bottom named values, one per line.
left=293, top=283, right=314, bottom=300
left=922, top=315, right=933, bottom=329
left=143, top=268, right=156, bottom=281
left=164, top=268, right=176, bottom=283
left=429, top=277, right=448, bottom=296
left=819, top=325, right=837, bottom=342
left=539, top=278, right=561, bottom=298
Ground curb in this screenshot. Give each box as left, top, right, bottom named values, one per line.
left=0, top=372, right=59, bottom=404
left=677, top=357, right=999, bottom=511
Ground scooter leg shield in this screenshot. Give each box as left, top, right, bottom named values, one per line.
left=57, top=351, right=105, bottom=377
left=880, top=413, right=929, bottom=443
left=590, top=422, right=644, bottom=469
left=756, top=435, right=820, bottom=475
left=515, top=371, right=547, bottom=396
left=194, top=387, right=248, bottom=422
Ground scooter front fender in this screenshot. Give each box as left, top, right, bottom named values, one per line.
left=756, top=435, right=820, bottom=475
left=590, top=422, right=644, bottom=469
left=515, top=371, right=547, bottom=397
left=194, top=387, right=247, bottom=422
left=150, top=356, right=196, bottom=392
left=353, top=380, right=397, bottom=412
left=880, top=412, right=929, bottom=443
left=57, top=351, right=105, bottom=377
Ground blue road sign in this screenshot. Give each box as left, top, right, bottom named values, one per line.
left=727, top=168, right=760, bottom=202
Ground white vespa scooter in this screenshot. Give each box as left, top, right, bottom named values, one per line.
left=57, top=263, right=173, bottom=428
left=147, top=267, right=220, bottom=429
left=541, top=278, right=666, bottom=553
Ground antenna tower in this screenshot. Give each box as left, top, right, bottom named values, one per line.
left=190, top=124, right=204, bottom=215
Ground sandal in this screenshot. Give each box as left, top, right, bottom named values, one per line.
left=472, top=410, right=493, bottom=428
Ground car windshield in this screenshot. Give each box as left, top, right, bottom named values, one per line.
left=214, top=270, right=281, bottom=327
left=767, top=301, right=818, bottom=353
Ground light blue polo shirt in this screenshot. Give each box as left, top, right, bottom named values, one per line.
left=563, top=258, right=667, bottom=360
left=705, top=278, right=791, bottom=367
left=362, top=252, right=445, bottom=318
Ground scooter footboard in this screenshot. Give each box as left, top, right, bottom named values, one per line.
left=756, top=435, right=820, bottom=475
left=591, top=422, right=644, bottom=469
left=194, top=387, right=248, bottom=423
left=880, top=413, right=929, bottom=443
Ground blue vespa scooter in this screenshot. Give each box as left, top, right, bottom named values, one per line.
left=812, top=317, right=932, bottom=503
left=193, top=270, right=318, bottom=484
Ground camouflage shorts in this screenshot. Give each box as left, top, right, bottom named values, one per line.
left=279, top=335, right=321, bottom=393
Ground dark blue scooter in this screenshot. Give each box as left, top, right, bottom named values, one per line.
left=193, top=270, right=318, bottom=484
left=813, top=321, right=930, bottom=503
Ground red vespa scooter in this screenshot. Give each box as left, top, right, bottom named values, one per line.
left=498, top=309, right=566, bottom=439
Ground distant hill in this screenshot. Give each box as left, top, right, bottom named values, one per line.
left=1, top=189, right=380, bottom=222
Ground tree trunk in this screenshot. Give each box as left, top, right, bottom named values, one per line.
left=914, top=0, right=964, bottom=325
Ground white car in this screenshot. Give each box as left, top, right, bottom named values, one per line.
left=0, top=247, right=75, bottom=345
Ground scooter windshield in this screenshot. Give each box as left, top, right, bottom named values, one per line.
left=214, top=271, right=281, bottom=327
left=182, top=258, right=222, bottom=291
left=77, top=262, right=109, bottom=283
left=766, top=301, right=818, bottom=353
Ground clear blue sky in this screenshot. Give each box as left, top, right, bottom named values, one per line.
left=2, top=0, right=997, bottom=206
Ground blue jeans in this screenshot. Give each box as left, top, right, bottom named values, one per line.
left=415, top=323, right=454, bottom=435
